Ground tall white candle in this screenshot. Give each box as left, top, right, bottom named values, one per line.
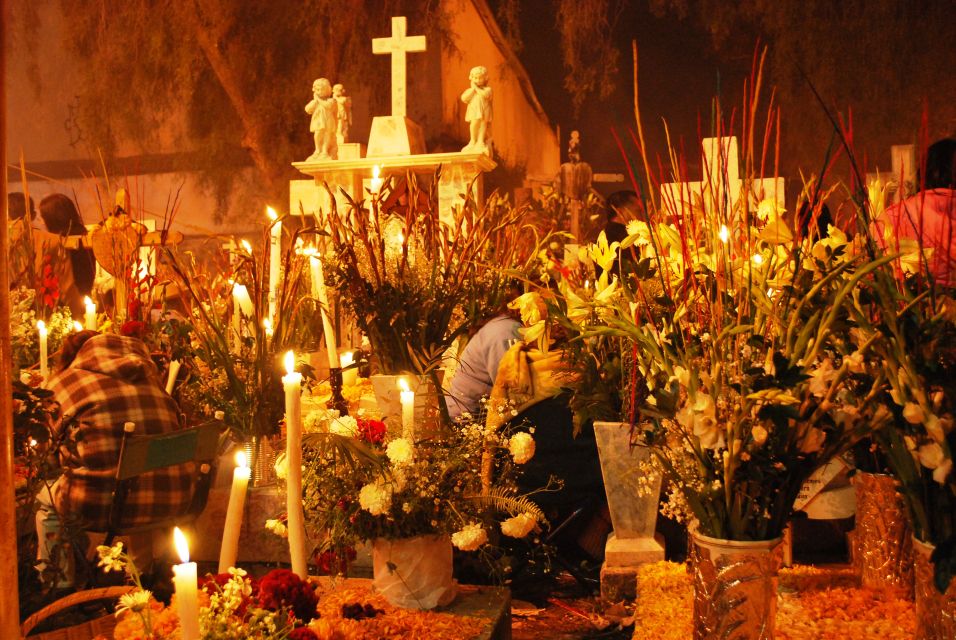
left=267, top=207, right=281, bottom=324
left=399, top=377, right=415, bottom=441
left=84, top=296, right=96, bottom=331
left=282, top=351, right=308, bottom=578
left=172, top=527, right=200, bottom=640
left=340, top=351, right=357, bottom=387
left=309, top=254, right=341, bottom=369
left=232, top=282, right=254, bottom=337
left=37, top=321, right=48, bottom=381
left=218, top=450, right=251, bottom=573
left=369, top=164, right=384, bottom=195
left=165, top=360, right=181, bottom=395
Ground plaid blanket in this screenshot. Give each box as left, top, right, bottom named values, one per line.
left=48, top=333, right=192, bottom=530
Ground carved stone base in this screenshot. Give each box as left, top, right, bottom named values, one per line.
left=600, top=533, right=665, bottom=600
left=367, top=115, right=426, bottom=157
left=338, top=142, right=366, bottom=160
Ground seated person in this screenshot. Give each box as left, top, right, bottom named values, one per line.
left=38, top=331, right=193, bottom=571
left=873, top=138, right=956, bottom=287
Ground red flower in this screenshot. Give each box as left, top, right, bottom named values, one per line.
left=258, top=569, right=319, bottom=623
left=357, top=418, right=386, bottom=445
left=313, top=546, right=356, bottom=575
left=120, top=320, right=147, bottom=338
left=288, top=628, right=320, bottom=640
left=39, top=256, right=60, bottom=310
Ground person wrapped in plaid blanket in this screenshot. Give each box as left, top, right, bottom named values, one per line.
left=36, top=332, right=192, bottom=576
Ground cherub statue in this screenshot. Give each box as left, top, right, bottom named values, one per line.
left=568, top=130, right=582, bottom=163
left=460, top=66, right=493, bottom=155
left=332, top=83, right=352, bottom=146
left=305, top=78, right=338, bottom=161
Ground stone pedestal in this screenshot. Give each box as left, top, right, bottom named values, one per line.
left=367, top=115, right=426, bottom=157
left=593, top=421, right=665, bottom=600
left=338, top=142, right=366, bottom=160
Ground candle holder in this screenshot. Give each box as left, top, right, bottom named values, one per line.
left=328, top=367, right=350, bottom=416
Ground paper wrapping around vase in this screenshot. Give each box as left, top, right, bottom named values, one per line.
left=691, top=531, right=782, bottom=640
left=372, top=535, right=457, bottom=609
left=852, top=471, right=914, bottom=598
left=914, top=537, right=956, bottom=640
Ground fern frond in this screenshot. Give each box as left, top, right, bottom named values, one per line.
left=468, top=487, right=546, bottom=523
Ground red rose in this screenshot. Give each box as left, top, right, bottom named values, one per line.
left=258, top=569, right=319, bottom=623
left=357, top=418, right=386, bottom=445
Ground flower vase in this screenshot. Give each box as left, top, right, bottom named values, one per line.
left=243, top=436, right=278, bottom=487
left=852, top=471, right=914, bottom=597
left=369, top=373, right=445, bottom=440
left=691, top=531, right=782, bottom=640
left=372, top=535, right=457, bottom=609
left=914, top=537, right=956, bottom=639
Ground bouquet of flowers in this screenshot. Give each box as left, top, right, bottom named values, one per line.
left=10, top=287, right=76, bottom=374
left=96, top=543, right=318, bottom=640
left=271, top=406, right=545, bottom=571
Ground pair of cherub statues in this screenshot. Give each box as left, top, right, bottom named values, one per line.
left=305, top=78, right=353, bottom=161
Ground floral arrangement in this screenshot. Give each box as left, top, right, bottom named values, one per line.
left=271, top=406, right=545, bottom=571
left=10, top=287, right=76, bottom=374
left=167, top=225, right=321, bottom=440
left=318, top=179, right=531, bottom=390
left=97, top=542, right=318, bottom=640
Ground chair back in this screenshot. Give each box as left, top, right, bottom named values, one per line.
left=116, top=421, right=220, bottom=480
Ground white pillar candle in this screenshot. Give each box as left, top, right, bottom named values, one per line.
left=165, top=360, right=181, bottom=395
left=37, top=321, right=48, bottom=381
left=282, top=351, right=308, bottom=578
left=267, top=207, right=281, bottom=323
left=218, top=450, right=251, bottom=573
left=369, top=164, right=384, bottom=195
left=232, top=283, right=254, bottom=337
left=172, top=527, right=200, bottom=640
left=340, top=351, right=357, bottom=387
left=309, top=254, right=341, bottom=369
left=399, top=377, right=415, bottom=441
left=84, top=296, right=96, bottom=331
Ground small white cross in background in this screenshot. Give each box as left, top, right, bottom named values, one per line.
left=372, top=16, right=426, bottom=119
left=660, top=137, right=784, bottom=220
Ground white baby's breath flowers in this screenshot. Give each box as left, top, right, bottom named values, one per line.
left=386, top=438, right=414, bottom=465
left=508, top=432, right=536, bottom=464
left=501, top=513, right=537, bottom=538
left=359, top=481, right=392, bottom=515
left=451, top=523, right=489, bottom=551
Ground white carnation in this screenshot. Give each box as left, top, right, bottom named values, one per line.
left=508, top=432, right=536, bottom=464
left=303, top=410, right=327, bottom=433
left=359, top=481, right=392, bottom=516
left=501, top=513, right=537, bottom=539
left=386, top=438, right=414, bottom=465
left=451, top=523, right=489, bottom=551
left=329, top=415, right=359, bottom=437
left=274, top=454, right=288, bottom=480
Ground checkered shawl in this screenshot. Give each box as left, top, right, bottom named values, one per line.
left=48, top=334, right=192, bottom=530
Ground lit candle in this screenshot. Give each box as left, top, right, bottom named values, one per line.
left=267, top=207, right=281, bottom=323
left=263, top=318, right=274, bottom=339
left=172, top=527, right=200, bottom=640
left=282, top=351, right=308, bottom=578
left=718, top=224, right=730, bottom=244
left=232, top=282, right=254, bottom=337
left=309, top=253, right=341, bottom=369
left=399, top=377, right=415, bottom=441
left=165, top=360, right=181, bottom=395
left=218, top=450, right=251, bottom=573
left=340, top=351, right=357, bottom=387
left=37, top=321, right=48, bottom=381
left=72, top=321, right=83, bottom=333
left=84, top=296, right=96, bottom=330
left=369, top=164, right=384, bottom=195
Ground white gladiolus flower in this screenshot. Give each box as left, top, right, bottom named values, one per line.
left=451, top=523, right=489, bottom=551
left=844, top=351, right=865, bottom=374
left=386, top=438, right=414, bottom=465
left=916, top=442, right=953, bottom=483
left=359, top=482, right=392, bottom=515
left=903, top=402, right=925, bottom=425
left=501, top=513, right=537, bottom=538
left=508, top=432, right=536, bottom=464
left=676, top=392, right=723, bottom=449
left=751, top=425, right=769, bottom=447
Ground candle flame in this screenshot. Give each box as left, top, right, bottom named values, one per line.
left=752, top=253, right=764, bottom=265
left=28, top=438, right=37, bottom=448
left=267, top=206, right=278, bottom=221
left=73, top=321, right=84, bottom=332
left=263, top=318, right=274, bottom=337
left=84, top=296, right=94, bottom=307
left=372, top=165, right=381, bottom=179
left=174, top=526, right=190, bottom=563
left=718, top=225, right=730, bottom=244
left=340, top=351, right=354, bottom=366
left=284, top=350, right=296, bottom=375
left=240, top=239, right=253, bottom=254
left=398, top=378, right=411, bottom=392
left=37, top=320, right=47, bottom=335
left=235, top=450, right=248, bottom=468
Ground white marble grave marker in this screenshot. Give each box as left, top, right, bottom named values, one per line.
left=660, top=136, right=784, bottom=220
left=372, top=16, right=426, bottom=119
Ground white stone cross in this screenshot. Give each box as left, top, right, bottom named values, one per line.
left=372, top=16, right=426, bottom=119
left=660, top=136, right=784, bottom=219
